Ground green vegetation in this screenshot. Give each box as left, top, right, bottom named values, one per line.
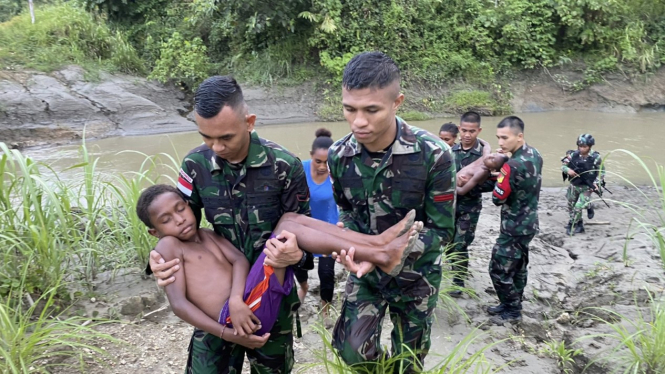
left=2, top=0, right=664, bottom=107
left=580, top=295, right=665, bottom=373
left=0, top=3, right=142, bottom=73
left=540, top=340, right=583, bottom=374
left=601, top=149, right=665, bottom=270
left=300, top=313, right=499, bottom=373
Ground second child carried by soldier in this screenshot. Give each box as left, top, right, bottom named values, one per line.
left=561, top=134, right=606, bottom=236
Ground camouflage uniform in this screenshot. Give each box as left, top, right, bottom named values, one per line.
left=561, top=150, right=605, bottom=225
left=328, top=118, right=456, bottom=372
left=490, top=144, right=543, bottom=309
left=450, top=140, right=494, bottom=277
left=177, top=131, right=311, bottom=374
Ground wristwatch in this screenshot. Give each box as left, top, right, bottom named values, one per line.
left=296, top=250, right=308, bottom=268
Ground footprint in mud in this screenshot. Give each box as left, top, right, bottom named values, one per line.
left=538, top=232, right=564, bottom=248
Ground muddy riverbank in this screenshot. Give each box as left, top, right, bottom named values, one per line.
left=45, top=184, right=664, bottom=374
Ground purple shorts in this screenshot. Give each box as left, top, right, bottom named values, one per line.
left=218, top=251, right=293, bottom=336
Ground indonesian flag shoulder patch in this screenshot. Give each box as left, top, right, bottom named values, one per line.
left=177, top=169, right=193, bottom=197
left=493, top=163, right=512, bottom=199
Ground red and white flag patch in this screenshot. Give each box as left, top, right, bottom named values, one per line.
left=177, top=169, right=193, bottom=197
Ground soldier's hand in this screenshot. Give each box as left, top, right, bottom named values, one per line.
left=567, top=169, right=578, bottom=178
left=225, top=332, right=270, bottom=349
left=149, top=250, right=179, bottom=287
left=333, top=247, right=375, bottom=278
left=263, top=230, right=301, bottom=268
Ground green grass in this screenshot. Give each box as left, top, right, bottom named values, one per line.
left=443, top=90, right=510, bottom=116
left=0, top=262, right=119, bottom=373
left=578, top=293, right=665, bottom=373
left=599, top=149, right=665, bottom=270
left=0, top=3, right=143, bottom=73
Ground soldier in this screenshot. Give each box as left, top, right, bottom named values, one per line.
left=448, top=111, right=493, bottom=297
left=561, top=134, right=605, bottom=236
left=148, top=76, right=315, bottom=373
left=328, top=51, right=456, bottom=372
left=488, top=116, right=543, bottom=325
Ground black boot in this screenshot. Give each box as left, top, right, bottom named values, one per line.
left=574, top=221, right=585, bottom=234
left=587, top=204, right=595, bottom=219
left=565, top=221, right=574, bottom=236
left=487, top=303, right=507, bottom=315
left=448, top=277, right=464, bottom=298
left=489, top=305, right=522, bottom=325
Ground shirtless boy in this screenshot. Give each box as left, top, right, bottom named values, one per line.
left=456, top=153, right=509, bottom=196
left=136, top=185, right=423, bottom=342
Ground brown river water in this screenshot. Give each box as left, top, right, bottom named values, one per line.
left=28, top=111, right=665, bottom=187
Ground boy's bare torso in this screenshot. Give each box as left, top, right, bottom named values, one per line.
left=166, top=228, right=235, bottom=320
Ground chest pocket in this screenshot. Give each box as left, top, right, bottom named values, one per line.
left=246, top=166, right=282, bottom=225
left=339, top=173, right=367, bottom=208
left=246, top=191, right=281, bottom=223
left=392, top=153, right=427, bottom=210
left=201, top=195, right=236, bottom=230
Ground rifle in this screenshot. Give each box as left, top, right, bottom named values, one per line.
left=600, top=180, right=612, bottom=195
left=582, top=178, right=610, bottom=208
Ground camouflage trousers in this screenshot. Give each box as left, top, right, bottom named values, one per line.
left=448, top=201, right=482, bottom=277
left=185, top=291, right=298, bottom=374
left=332, top=262, right=442, bottom=374
left=566, top=184, right=593, bottom=224
left=488, top=233, right=535, bottom=308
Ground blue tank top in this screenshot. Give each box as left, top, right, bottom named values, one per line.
left=303, top=159, right=339, bottom=226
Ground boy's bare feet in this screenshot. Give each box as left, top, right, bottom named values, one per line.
left=377, top=209, right=416, bottom=246
left=380, top=221, right=424, bottom=277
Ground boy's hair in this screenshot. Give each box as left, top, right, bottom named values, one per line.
left=439, top=122, right=459, bottom=136
left=195, top=76, right=245, bottom=119
left=136, top=184, right=183, bottom=228
left=342, top=52, right=400, bottom=92
left=497, top=115, right=525, bottom=134
left=460, top=111, right=481, bottom=126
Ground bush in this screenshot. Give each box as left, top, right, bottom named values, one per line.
left=0, top=3, right=143, bottom=73
left=148, top=31, right=210, bottom=90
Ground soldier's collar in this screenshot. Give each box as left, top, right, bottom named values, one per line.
left=390, top=117, right=419, bottom=155
left=245, top=131, right=272, bottom=168
left=511, top=143, right=528, bottom=158
left=453, top=139, right=482, bottom=155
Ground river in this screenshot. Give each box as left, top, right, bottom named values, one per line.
left=27, top=111, right=665, bottom=187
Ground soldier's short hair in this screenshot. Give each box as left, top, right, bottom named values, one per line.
left=342, top=52, right=400, bottom=92
left=460, top=111, right=481, bottom=126
left=439, top=122, right=459, bottom=136
left=136, top=184, right=183, bottom=228
left=195, top=76, right=244, bottom=119
left=497, top=116, right=525, bottom=134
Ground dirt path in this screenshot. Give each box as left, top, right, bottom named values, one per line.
left=49, top=185, right=664, bottom=374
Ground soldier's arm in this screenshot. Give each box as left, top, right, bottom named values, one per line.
left=280, top=157, right=314, bottom=270
left=561, top=151, right=573, bottom=173
left=420, top=149, right=456, bottom=253
left=594, top=152, right=605, bottom=184
left=328, top=151, right=363, bottom=233
left=492, top=163, right=514, bottom=206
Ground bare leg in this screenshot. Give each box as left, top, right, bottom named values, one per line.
left=274, top=211, right=421, bottom=274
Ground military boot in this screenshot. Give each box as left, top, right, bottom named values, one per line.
left=565, top=221, right=574, bottom=236
left=574, top=221, right=585, bottom=234
left=448, top=277, right=465, bottom=298
left=587, top=204, right=595, bottom=219
left=489, top=305, right=522, bottom=325
left=486, top=303, right=507, bottom=315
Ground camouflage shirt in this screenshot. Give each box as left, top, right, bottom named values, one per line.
left=452, top=139, right=494, bottom=209
left=492, top=143, right=543, bottom=236
left=328, top=118, right=456, bottom=270
left=177, top=131, right=311, bottom=265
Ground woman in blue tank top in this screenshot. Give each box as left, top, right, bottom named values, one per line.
left=294, top=128, right=339, bottom=325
